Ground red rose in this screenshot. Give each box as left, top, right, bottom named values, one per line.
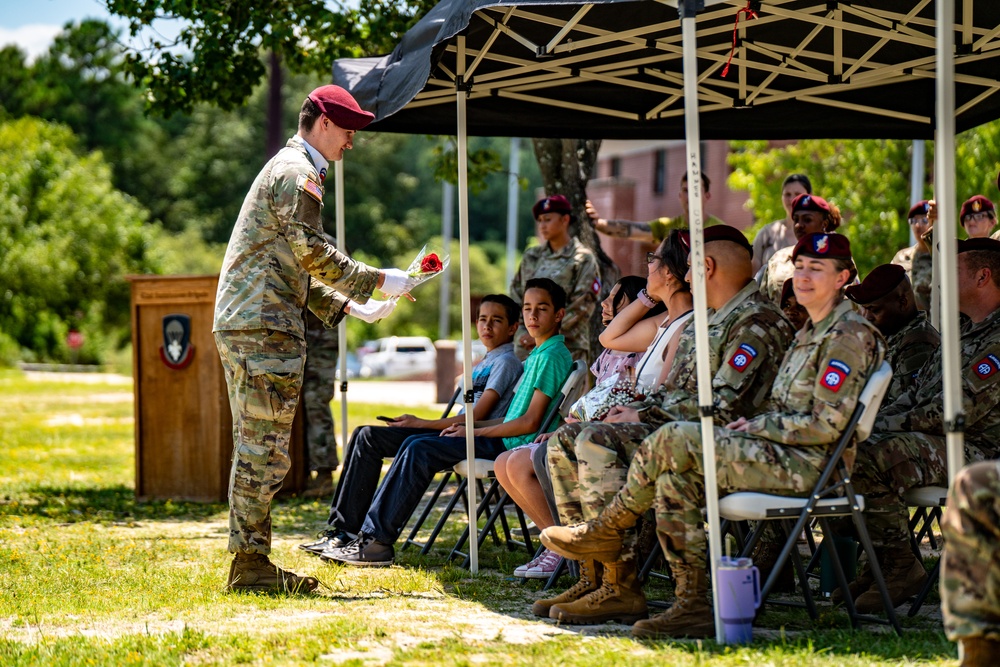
left=420, top=253, right=443, bottom=273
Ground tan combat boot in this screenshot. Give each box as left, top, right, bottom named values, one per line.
left=531, top=560, right=603, bottom=617
left=549, top=558, right=648, bottom=625
left=631, top=563, right=715, bottom=639
left=226, top=553, right=320, bottom=594
left=853, top=545, right=927, bottom=613
left=960, top=637, right=1000, bottom=667
left=540, top=495, right=640, bottom=562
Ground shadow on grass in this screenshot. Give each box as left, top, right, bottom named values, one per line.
left=0, top=484, right=226, bottom=523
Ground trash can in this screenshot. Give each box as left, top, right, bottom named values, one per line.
left=129, top=275, right=305, bottom=501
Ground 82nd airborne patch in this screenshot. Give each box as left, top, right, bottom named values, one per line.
left=974, top=354, right=1000, bottom=380
left=820, top=359, right=851, bottom=392
left=728, top=342, right=758, bottom=372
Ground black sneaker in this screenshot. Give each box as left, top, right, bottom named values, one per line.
left=320, top=534, right=394, bottom=567
left=299, top=528, right=355, bottom=555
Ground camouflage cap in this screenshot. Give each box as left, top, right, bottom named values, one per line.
left=845, top=264, right=906, bottom=305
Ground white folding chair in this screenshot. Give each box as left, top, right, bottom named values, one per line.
left=903, top=485, right=947, bottom=616
left=719, top=360, right=902, bottom=635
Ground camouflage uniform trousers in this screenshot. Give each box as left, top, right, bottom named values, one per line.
left=303, top=314, right=339, bottom=472
left=616, top=422, right=823, bottom=571
left=942, top=460, right=1000, bottom=641
left=851, top=431, right=987, bottom=549
left=548, top=420, right=653, bottom=560
left=215, top=329, right=305, bottom=554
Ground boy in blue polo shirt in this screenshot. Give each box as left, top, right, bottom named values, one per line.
left=324, top=277, right=573, bottom=566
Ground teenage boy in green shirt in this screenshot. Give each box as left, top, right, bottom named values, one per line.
left=324, top=277, right=574, bottom=566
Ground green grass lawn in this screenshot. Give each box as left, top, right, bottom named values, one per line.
left=0, top=368, right=957, bottom=666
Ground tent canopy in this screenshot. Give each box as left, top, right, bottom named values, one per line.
left=334, top=0, right=1000, bottom=140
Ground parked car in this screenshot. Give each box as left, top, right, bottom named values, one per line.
left=334, top=351, right=361, bottom=380
left=359, top=336, right=436, bottom=378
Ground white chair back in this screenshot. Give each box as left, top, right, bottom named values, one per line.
left=855, top=360, right=893, bottom=441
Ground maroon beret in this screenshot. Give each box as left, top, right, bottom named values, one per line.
left=958, top=237, right=1000, bottom=254
left=779, top=278, right=796, bottom=309
left=845, top=264, right=907, bottom=305
left=678, top=224, right=752, bottom=257
left=908, top=200, right=931, bottom=219
left=960, top=195, right=995, bottom=222
left=532, top=195, right=572, bottom=218
left=791, top=232, right=852, bottom=262
left=307, top=85, right=374, bottom=131
left=791, top=193, right=831, bottom=216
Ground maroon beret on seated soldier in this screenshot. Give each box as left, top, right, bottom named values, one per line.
left=791, top=193, right=832, bottom=216
left=908, top=200, right=931, bottom=220
left=780, top=278, right=796, bottom=309
left=960, top=195, right=995, bottom=222
left=307, top=85, right=375, bottom=131
left=958, top=237, right=1000, bottom=254
left=677, top=224, right=753, bottom=257
left=791, top=232, right=852, bottom=262
left=845, top=264, right=907, bottom=305
left=532, top=194, right=573, bottom=219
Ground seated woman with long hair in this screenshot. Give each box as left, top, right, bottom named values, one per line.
left=494, top=231, right=694, bottom=579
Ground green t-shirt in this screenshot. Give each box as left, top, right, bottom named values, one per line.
left=650, top=214, right=725, bottom=243
left=501, top=334, right=573, bottom=449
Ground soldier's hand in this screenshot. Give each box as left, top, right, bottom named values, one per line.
left=603, top=406, right=639, bottom=423
left=347, top=298, right=397, bottom=323
left=380, top=268, right=420, bottom=298
left=585, top=199, right=607, bottom=228
left=726, top=417, right=750, bottom=432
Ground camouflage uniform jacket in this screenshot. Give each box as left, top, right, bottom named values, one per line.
left=891, top=244, right=932, bottom=311
left=883, top=311, right=939, bottom=404
left=633, top=280, right=795, bottom=429
left=875, top=305, right=1000, bottom=456
left=759, top=245, right=794, bottom=303
left=214, top=135, right=380, bottom=338
left=510, top=236, right=600, bottom=360
left=742, top=299, right=884, bottom=466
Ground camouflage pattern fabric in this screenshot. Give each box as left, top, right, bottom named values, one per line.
left=216, top=329, right=305, bottom=555
left=547, top=281, right=793, bottom=559
left=758, top=245, right=795, bottom=304
left=891, top=245, right=932, bottom=311
left=616, top=300, right=883, bottom=570
left=510, top=236, right=600, bottom=363
left=883, top=311, right=939, bottom=405
left=635, top=281, right=795, bottom=429
left=303, top=310, right=339, bottom=472
left=854, top=305, right=1000, bottom=549
left=751, top=219, right=796, bottom=275
left=214, top=135, right=380, bottom=339
left=942, top=460, right=1000, bottom=641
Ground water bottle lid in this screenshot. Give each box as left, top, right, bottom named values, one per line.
left=719, top=556, right=754, bottom=569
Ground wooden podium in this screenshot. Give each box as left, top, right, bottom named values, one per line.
left=129, top=275, right=305, bottom=501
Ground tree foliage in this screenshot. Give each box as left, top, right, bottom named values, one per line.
left=0, top=117, right=158, bottom=363
left=728, top=122, right=1000, bottom=278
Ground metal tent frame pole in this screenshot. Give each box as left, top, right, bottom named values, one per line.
left=335, top=159, right=350, bottom=460
left=936, top=0, right=964, bottom=483
left=456, top=34, right=480, bottom=574
left=680, top=0, right=725, bottom=644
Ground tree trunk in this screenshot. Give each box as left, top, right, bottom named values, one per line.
left=265, top=52, right=283, bottom=160
left=532, top=138, right=619, bottom=367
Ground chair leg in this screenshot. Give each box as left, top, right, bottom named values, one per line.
left=420, top=476, right=468, bottom=555
left=452, top=480, right=505, bottom=567
left=851, top=507, right=904, bottom=636
left=542, top=556, right=567, bottom=591
left=908, top=557, right=941, bottom=617
left=401, top=472, right=454, bottom=551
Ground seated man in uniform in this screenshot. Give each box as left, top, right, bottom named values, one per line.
left=845, top=263, right=939, bottom=404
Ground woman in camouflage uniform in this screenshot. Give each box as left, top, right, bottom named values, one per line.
left=542, top=232, right=885, bottom=639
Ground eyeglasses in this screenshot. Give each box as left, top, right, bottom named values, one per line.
left=646, top=252, right=660, bottom=264
left=964, top=211, right=995, bottom=224
left=908, top=216, right=929, bottom=225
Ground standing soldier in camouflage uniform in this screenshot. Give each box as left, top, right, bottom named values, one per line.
left=535, top=225, right=794, bottom=625
left=214, top=85, right=420, bottom=593
left=511, top=195, right=600, bottom=363
left=941, top=459, right=1000, bottom=667
left=846, top=237, right=1000, bottom=613
left=845, top=263, right=939, bottom=404
left=543, top=233, right=882, bottom=639
left=891, top=201, right=933, bottom=311
left=302, top=309, right=340, bottom=498
left=759, top=194, right=842, bottom=303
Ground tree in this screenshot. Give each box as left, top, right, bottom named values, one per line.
left=0, top=117, right=158, bottom=363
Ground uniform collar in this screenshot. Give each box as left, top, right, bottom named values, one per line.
left=965, top=303, right=1000, bottom=337
left=288, top=135, right=329, bottom=182
left=886, top=311, right=927, bottom=345
left=544, top=237, right=579, bottom=257
left=800, top=298, right=853, bottom=341
left=711, top=279, right=759, bottom=324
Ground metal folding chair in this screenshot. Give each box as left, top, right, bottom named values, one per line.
left=718, top=360, right=903, bottom=635
left=903, top=485, right=947, bottom=616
